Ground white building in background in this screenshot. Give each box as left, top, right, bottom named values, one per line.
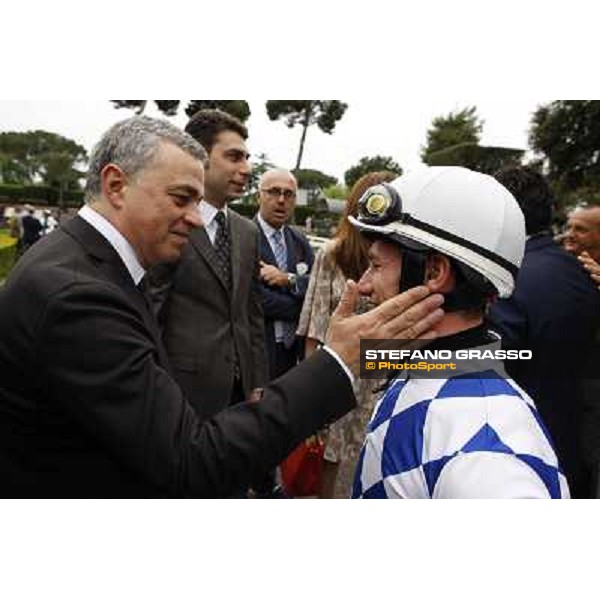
left=324, top=198, right=346, bottom=214
left=295, top=188, right=346, bottom=213
left=295, top=188, right=310, bottom=206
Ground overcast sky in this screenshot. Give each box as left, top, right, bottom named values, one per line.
left=0, top=98, right=546, bottom=184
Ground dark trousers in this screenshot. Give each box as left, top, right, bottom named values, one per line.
left=273, top=342, right=299, bottom=379
left=249, top=343, right=300, bottom=497
left=229, top=376, right=246, bottom=406
left=228, top=375, right=282, bottom=497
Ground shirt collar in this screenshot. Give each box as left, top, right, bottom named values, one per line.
left=199, top=200, right=228, bottom=226
left=78, top=205, right=145, bottom=285
left=257, top=212, right=285, bottom=239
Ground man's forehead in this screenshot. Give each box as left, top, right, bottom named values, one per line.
left=262, top=171, right=296, bottom=188
left=148, top=141, right=204, bottom=174
left=570, top=207, right=600, bottom=227
left=212, top=130, right=248, bottom=153
left=370, top=239, right=400, bottom=259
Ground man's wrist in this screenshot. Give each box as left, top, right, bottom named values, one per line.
left=321, top=345, right=354, bottom=384
left=286, top=272, right=298, bottom=290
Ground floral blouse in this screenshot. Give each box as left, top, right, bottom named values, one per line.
left=297, top=241, right=382, bottom=498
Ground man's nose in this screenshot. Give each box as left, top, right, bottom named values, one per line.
left=239, top=158, right=251, bottom=177
left=357, top=271, right=372, bottom=294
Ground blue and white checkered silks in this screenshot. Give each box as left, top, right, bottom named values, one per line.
left=352, top=373, right=570, bottom=499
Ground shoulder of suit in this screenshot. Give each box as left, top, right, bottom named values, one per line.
left=286, top=225, right=310, bottom=243
left=230, top=209, right=259, bottom=232
left=10, top=239, right=131, bottom=307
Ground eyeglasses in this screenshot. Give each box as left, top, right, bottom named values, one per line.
left=261, top=187, right=296, bottom=200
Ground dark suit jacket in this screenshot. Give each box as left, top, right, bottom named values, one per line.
left=0, top=216, right=355, bottom=498
left=254, top=217, right=314, bottom=377
left=21, top=214, right=43, bottom=247
left=151, top=210, right=268, bottom=422
left=488, top=235, right=600, bottom=491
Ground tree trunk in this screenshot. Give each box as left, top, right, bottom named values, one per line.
left=55, top=179, right=65, bottom=220
left=294, top=103, right=313, bottom=172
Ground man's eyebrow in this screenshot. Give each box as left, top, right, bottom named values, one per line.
left=168, top=184, right=201, bottom=198
left=226, top=148, right=250, bottom=159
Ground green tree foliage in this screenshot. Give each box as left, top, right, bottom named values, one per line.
left=323, top=184, right=348, bottom=199
left=344, top=155, right=403, bottom=189
left=421, top=106, right=483, bottom=163
left=529, top=100, right=600, bottom=193
left=266, top=100, right=348, bottom=171
left=0, top=183, right=83, bottom=206
left=112, top=100, right=180, bottom=116
left=0, top=131, right=87, bottom=189
left=112, top=100, right=149, bottom=114
left=184, top=101, right=250, bottom=122
left=239, top=153, right=276, bottom=206
left=111, top=100, right=251, bottom=122
left=425, top=143, right=524, bottom=175
left=295, top=168, right=337, bottom=190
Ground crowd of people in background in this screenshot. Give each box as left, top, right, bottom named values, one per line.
left=0, top=108, right=599, bottom=499
left=2, top=204, right=60, bottom=257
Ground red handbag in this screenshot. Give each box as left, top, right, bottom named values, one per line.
left=280, top=435, right=325, bottom=497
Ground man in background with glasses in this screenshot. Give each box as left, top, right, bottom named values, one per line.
left=253, top=169, right=314, bottom=498
left=254, top=169, right=314, bottom=379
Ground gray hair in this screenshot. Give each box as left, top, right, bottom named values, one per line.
left=84, top=115, right=207, bottom=202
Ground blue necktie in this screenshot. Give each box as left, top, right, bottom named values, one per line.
left=272, top=229, right=287, bottom=271
left=272, top=229, right=296, bottom=348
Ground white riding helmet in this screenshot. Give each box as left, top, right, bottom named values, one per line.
left=349, top=166, right=526, bottom=298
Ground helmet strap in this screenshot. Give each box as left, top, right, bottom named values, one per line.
left=398, top=249, right=427, bottom=293
left=441, top=283, right=486, bottom=312
left=442, top=259, right=494, bottom=312
left=399, top=250, right=489, bottom=313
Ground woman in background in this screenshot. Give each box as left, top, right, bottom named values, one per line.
left=297, top=171, right=397, bottom=498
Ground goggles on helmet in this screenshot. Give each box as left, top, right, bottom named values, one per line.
left=356, top=183, right=404, bottom=226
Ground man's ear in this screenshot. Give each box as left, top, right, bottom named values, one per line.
left=424, top=254, right=453, bottom=292
left=100, top=164, right=128, bottom=209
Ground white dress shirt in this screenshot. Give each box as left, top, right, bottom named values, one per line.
left=78, top=205, right=145, bottom=286
left=199, top=200, right=228, bottom=245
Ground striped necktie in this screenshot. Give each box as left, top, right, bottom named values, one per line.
left=272, top=229, right=296, bottom=348
left=214, top=211, right=232, bottom=290
left=272, top=229, right=287, bottom=271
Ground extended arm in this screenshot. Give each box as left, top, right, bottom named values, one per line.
left=39, top=282, right=354, bottom=498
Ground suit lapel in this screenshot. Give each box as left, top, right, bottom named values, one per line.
left=188, top=226, right=230, bottom=294
left=255, top=216, right=277, bottom=266
left=229, top=212, right=242, bottom=301
left=62, top=216, right=171, bottom=369
left=283, top=226, right=299, bottom=271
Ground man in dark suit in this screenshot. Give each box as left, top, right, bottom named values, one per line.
left=21, top=204, right=43, bottom=252
left=0, top=114, right=447, bottom=497
left=254, top=169, right=314, bottom=378
left=152, top=109, right=267, bottom=423
left=488, top=166, right=600, bottom=497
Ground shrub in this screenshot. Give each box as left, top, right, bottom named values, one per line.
left=0, top=184, right=84, bottom=207
left=0, top=232, right=17, bottom=281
